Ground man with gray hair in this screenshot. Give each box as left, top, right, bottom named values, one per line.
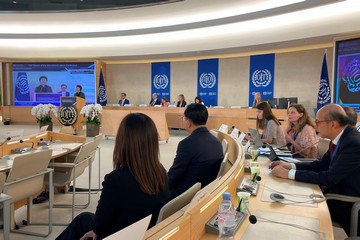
left=269, top=104, right=360, bottom=236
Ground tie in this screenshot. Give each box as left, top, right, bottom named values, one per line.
left=329, top=142, right=336, bottom=157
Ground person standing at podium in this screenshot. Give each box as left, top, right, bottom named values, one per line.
left=74, top=85, right=85, bottom=99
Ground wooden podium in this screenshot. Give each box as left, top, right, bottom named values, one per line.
left=59, top=96, right=85, bottom=135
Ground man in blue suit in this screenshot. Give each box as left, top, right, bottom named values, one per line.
left=168, top=103, right=224, bottom=198
left=58, top=83, right=70, bottom=96
left=270, top=104, right=360, bottom=236
left=118, top=92, right=130, bottom=106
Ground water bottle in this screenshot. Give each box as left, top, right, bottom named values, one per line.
left=217, top=192, right=236, bottom=240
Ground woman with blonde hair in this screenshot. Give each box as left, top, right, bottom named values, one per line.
left=285, top=104, right=317, bottom=158
left=255, top=101, right=286, bottom=146
left=56, top=113, right=170, bottom=240
left=176, top=94, right=187, bottom=107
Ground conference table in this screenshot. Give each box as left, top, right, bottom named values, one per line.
left=144, top=130, right=333, bottom=240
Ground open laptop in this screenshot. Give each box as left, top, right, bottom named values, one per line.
left=248, top=128, right=264, bottom=148
left=268, top=145, right=301, bottom=163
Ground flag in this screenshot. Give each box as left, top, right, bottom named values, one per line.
left=97, top=69, right=107, bottom=106
left=317, top=53, right=331, bottom=110
left=15, top=72, right=30, bottom=101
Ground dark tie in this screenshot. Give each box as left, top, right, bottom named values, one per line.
left=329, top=142, right=336, bottom=157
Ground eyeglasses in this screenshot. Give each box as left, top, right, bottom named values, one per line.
left=315, top=119, right=332, bottom=126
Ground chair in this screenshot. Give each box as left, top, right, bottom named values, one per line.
left=48, top=140, right=97, bottom=220
left=217, top=152, right=229, bottom=178
left=3, top=149, right=53, bottom=237
left=317, top=137, right=330, bottom=159
left=210, top=129, right=218, bottom=138
left=0, top=172, right=12, bottom=240
left=93, top=134, right=103, bottom=192
left=221, top=138, right=229, bottom=155
left=325, top=193, right=360, bottom=237
left=156, top=182, right=201, bottom=224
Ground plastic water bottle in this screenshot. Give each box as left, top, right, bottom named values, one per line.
left=217, top=192, right=236, bottom=240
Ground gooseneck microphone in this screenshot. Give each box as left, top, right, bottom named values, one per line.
left=0, top=137, right=11, bottom=146
left=291, top=141, right=319, bottom=157
left=236, top=199, right=257, bottom=224
left=19, top=139, right=34, bottom=149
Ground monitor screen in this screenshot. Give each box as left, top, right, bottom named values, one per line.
left=334, top=37, right=360, bottom=107
left=278, top=97, right=298, bottom=109
left=13, top=62, right=96, bottom=106
left=264, top=98, right=278, bottom=109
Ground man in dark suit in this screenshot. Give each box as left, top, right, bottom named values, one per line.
left=149, top=93, right=161, bottom=106
left=168, top=103, right=224, bottom=198
left=58, top=83, right=70, bottom=96
left=118, top=92, right=130, bottom=106
left=270, top=104, right=360, bottom=236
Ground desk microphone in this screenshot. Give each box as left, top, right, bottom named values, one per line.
left=0, top=137, right=11, bottom=146
left=236, top=199, right=257, bottom=224
left=19, top=139, right=34, bottom=149
left=291, top=141, right=319, bottom=157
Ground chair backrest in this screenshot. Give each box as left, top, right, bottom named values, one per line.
left=93, top=134, right=103, bottom=149
left=72, top=140, right=97, bottom=179
left=0, top=172, right=6, bottom=193
left=217, top=152, right=229, bottom=178
left=4, top=149, right=52, bottom=202
left=156, top=182, right=201, bottom=224
left=317, top=137, right=330, bottom=159
left=221, top=139, right=229, bottom=155
left=210, top=129, right=218, bottom=138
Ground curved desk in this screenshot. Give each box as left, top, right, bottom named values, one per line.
left=144, top=130, right=333, bottom=240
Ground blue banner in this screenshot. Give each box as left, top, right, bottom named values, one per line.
left=151, top=62, right=170, bottom=101
left=197, top=59, right=219, bottom=107
left=97, top=68, right=108, bottom=106
left=15, top=72, right=30, bottom=102
left=249, top=54, right=275, bottom=106
left=317, top=53, right=331, bottom=110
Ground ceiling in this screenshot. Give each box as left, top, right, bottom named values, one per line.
left=0, top=0, right=359, bottom=62
left=0, top=0, right=179, bottom=11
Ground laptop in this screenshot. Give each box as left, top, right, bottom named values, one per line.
left=268, top=145, right=300, bottom=163
left=248, top=128, right=263, bottom=147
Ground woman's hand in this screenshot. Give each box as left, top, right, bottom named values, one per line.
left=80, top=230, right=97, bottom=240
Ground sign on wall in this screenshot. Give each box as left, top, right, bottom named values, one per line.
left=197, top=59, right=219, bottom=107
left=151, top=62, right=171, bottom=102
left=249, top=54, right=275, bottom=106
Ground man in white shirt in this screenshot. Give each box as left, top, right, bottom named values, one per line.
left=118, top=92, right=130, bottom=106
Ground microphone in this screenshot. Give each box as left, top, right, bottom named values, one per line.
left=0, top=137, right=11, bottom=146
left=19, top=139, right=34, bottom=149
left=236, top=198, right=257, bottom=224
left=291, top=141, right=319, bottom=158
left=227, top=126, right=235, bottom=134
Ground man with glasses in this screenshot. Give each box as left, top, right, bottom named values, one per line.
left=269, top=104, right=360, bottom=236
left=167, top=103, right=224, bottom=198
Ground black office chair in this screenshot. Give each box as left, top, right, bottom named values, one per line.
left=325, top=193, right=360, bottom=238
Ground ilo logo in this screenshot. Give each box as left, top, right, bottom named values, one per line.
left=342, top=59, right=360, bottom=93
left=58, top=106, right=78, bottom=126
left=318, top=79, right=331, bottom=104
left=199, top=72, right=216, bottom=88
left=252, top=69, right=272, bottom=87
left=17, top=73, right=30, bottom=94
left=153, top=74, right=169, bottom=89
left=98, top=86, right=107, bottom=103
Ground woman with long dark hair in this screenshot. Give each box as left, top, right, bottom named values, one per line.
left=56, top=113, right=170, bottom=240
left=255, top=101, right=286, bottom=146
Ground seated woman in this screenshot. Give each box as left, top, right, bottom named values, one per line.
left=56, top=113, right=170, bottom=240
left=194, top=96, right=204, bottom=105
left=285, top=104, right=317, bottom=158
left=161, top=97, right=170, bottom=107
left=176, top=94, right=187, bottom=107
left=255, top=101, right=286, bottom=146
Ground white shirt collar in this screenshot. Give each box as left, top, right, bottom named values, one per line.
left=332, top=128, right=345, bottom=145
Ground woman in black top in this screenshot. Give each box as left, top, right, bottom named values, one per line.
left=176, top=94, right=187, bottom=107
left=56, top=113, right=170, bottom=240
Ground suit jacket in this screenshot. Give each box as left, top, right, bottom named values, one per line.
left=295, top=126, right=360, bottom=196
left=58, top=91, right=70, bottom=96
left=118, top=98, right=130, bottom=106
left=35, top=85, right=53, bottom=93
left=176, top=101, right=187, bottom=107
left=93, top=167, right=170, bottom=239
left=168, top=127, right=224, bottom=198
left=149, top=98, right=161, bottom=106
left=74, top=91, right=86, bottom=99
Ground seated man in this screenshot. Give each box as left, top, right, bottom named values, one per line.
left=269, top=104, right=360, bottom=236
left=168, top=103, right=224, bottom=198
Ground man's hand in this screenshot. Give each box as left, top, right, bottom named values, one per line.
left=80, top=230, right=97, bottom=240
left=272, top=166, right=290, bottom=179
left=269, top=161, right=291, bottom=170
